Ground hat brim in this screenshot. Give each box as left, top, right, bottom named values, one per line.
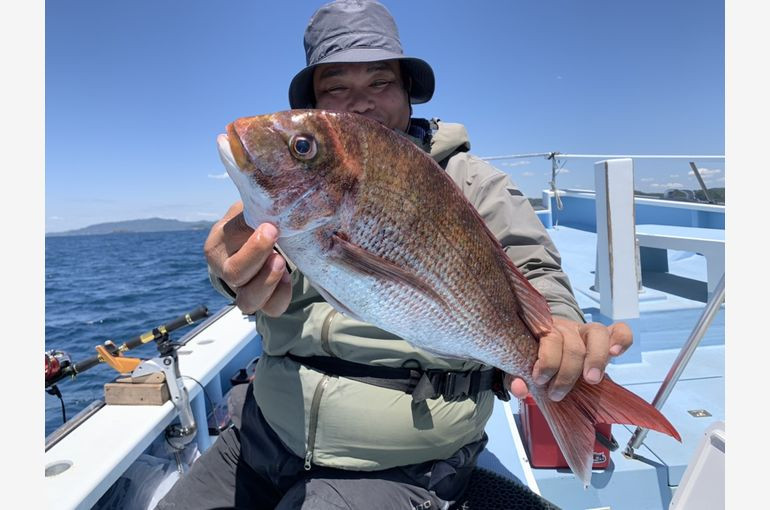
left=288, top=47, right=435, bottom=109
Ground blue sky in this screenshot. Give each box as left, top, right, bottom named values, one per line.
left=45, top=0, right=724, bottom=232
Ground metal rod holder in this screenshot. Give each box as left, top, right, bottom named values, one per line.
left=624, top=273, right=725, bottom=457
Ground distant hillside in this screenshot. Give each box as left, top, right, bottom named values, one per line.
left=635, top=187, right=725, bottom=204
left=47, top=218, right=216, bottom=236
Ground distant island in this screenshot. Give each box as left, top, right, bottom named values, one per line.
left=46, top=217, right=216, bottom=237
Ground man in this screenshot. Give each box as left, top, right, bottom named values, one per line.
left=159, top=1, right=632, bottom=508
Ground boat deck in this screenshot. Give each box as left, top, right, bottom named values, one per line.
left=479, top=224, right=725, bottom=509
left=45, top=223, right=725, bottom=510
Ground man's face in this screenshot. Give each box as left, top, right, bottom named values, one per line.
left=312, top=60, right=411, bottom=132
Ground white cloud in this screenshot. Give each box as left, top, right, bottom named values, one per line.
left=651, top=182, right=684, bottom=188
left=689, top=167, right=723, bottom=181
left=640, top=177, right=655, bottom=182
left=195, top=212, right=220, bottom=218
left=670, top=174, right=680, bottom=178
left=499, top=160, right=531, bottom=168
left=691, top=167, right=722, bottom=175
left=207, top=172, right=229, bottom=180
left=521, top=171, right=534, bottom=177
left=49, top=216, right=63, bottom=220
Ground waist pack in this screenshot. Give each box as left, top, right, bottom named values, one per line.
left=287, top=353, right=511, bottom=403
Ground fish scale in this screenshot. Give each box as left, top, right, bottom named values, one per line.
left=220, top=109, right=681, bottom=487
left=347, top=177, right=527, bottom=367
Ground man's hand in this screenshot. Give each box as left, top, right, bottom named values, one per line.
left=204, top=201, right=292, bottom=316
left=505, top=317, right=633, bottom=401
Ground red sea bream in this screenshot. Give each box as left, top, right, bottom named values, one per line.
left=217, top=109, right=680, bottom=486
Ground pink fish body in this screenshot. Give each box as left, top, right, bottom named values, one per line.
left=219, top=110, right=680, bottom=486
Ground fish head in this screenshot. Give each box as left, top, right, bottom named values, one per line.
left=218, top=109, right=367, bottom=236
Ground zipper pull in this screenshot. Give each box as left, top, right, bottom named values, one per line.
left=304, top=450, right=313, bottom=471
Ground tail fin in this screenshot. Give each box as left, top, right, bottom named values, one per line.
left=533, top=375, right=681, bottom=487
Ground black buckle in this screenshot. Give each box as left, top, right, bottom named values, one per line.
left=491, top=369, right=511, bottom=402
left=427, top=370, right=473, bottom=401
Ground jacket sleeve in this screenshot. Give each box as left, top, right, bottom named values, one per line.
left=208, top=265, right=237, bottom=301
left=445, top=153, right=585, bottom=323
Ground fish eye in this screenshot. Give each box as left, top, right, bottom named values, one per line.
left=289, top=135, right=317, bottom=160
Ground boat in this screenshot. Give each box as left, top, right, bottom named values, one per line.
left=43, top=154, right=725, bottom=509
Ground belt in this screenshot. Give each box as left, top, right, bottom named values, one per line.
left=286, top=353, right=510, bottom=403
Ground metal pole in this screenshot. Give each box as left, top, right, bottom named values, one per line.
left=624, top=273, right=726, bottom=457
left=689, top=161, right=716, bottom=204
left=551, top=154, right=725, bottom=160
left=481, top=153, right=725, bottom=161
left=480, top=152, right=553, bottom=161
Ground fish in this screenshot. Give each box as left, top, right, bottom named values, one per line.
left=217, top=109, right=681, bottom=486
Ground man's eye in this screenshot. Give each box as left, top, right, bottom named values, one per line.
left=372, top=80, right=392, bottom=88
left=326, top=86, right=347, bottom=94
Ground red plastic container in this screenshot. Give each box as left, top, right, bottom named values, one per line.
left=519, top=395, right=612, bottom=469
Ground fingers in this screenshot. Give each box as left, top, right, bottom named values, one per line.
left=579, top=322, right=611, bottom=384
left=506, top=374, right=530, bottom=400
left=511, top=318, right=635, bottom=403
left=608, top=322, right=633, bottom=356
left=531, top=326, right=566, bottom=386
left=234, top=252, right=291, bottom=315
left=221, top=207, right=257, bottom=256
left=542, top=320, right=585, bottom=401
left=220, top=224, right=279, bottom=288
left=261, top=271, right=293, bottom=317
left=203, top=202, right=292, bottom=316
left=204, top=202, right=251, bottom=275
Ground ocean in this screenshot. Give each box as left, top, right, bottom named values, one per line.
left=45, top=229, right=232, bottom=437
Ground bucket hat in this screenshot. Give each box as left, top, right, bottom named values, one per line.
left=288, top=0, right=435, bottom=108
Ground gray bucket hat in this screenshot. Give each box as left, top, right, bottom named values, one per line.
left=288, top=0, right=435, bottom=109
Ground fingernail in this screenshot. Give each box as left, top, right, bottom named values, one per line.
left=586, top=368, right=602, bottom=383
left=535, top=374, right=550, bottom=385
left=260, top=224, right=278, bottom=242
left=270, top=256, right=285, bottom=272
left=610, top=344, right=622, bottom=356
left=550, top=389, right=567, bottom=401
left=281, top=270, right=291, bottom=284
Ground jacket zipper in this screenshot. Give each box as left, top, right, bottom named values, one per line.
left=304, top=374, right=331, bottom=470
left=304, top=307, right=337, bottom=470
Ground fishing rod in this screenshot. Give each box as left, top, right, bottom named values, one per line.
left=44, top=305, right=210, bottom=389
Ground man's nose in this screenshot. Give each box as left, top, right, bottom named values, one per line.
left=347, top=89, right=375, bottom=114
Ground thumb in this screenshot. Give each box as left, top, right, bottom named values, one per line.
left=506, top=374, right=530, bottom=399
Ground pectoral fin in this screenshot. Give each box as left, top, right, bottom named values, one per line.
left=330, top=233, right=447, bottom=308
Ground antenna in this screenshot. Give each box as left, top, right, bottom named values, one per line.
left=689, top=162, right=716, bottom=204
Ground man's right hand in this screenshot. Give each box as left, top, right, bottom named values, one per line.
left=204, top=201, right=292, bottom=316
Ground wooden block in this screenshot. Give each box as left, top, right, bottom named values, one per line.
left=115, top=372, right=165, bottom=385
left=104, top=380, right=170, bottom=405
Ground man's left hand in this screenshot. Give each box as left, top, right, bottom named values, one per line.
left=505, top=318, right=633, bottom=401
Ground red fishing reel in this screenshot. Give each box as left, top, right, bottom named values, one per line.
left=45, top=350, right=72, bottom=384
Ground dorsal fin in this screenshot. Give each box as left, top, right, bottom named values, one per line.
left=498, top=252, right=553, bottom=336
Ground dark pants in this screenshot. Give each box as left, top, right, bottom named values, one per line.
left=156, top=383, right=485, bottom=510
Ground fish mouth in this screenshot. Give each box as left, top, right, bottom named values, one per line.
left=216, top=132, right=272, bottom=230
left=225, top=123, right=251, bottom=170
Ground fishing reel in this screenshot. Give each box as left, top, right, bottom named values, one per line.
left=45, top=350, right=73, bottom=386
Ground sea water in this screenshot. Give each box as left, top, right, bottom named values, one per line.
left=45, top=230, right=231, bottom=437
